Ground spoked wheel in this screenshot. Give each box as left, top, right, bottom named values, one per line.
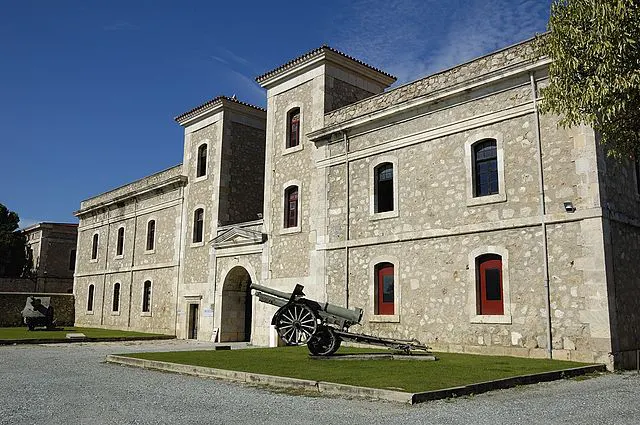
left=307, top=326, right=341, bottom=356
left=274, top=302, right=318, bottom=345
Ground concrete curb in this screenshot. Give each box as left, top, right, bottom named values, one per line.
left=105, top=354, right=605, bottom=404
left=0, top=335, right=176, bottom=345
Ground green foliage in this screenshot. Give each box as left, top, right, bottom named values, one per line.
left=126, top=347, right=586, bottom=393
left=537, top=0, right=640, bottom=157
left=0, top=203, right=28, bottom=277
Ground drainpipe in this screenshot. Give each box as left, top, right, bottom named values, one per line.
left=530, top=72, right=553, bottom=359
left=343, top=131, right=350, bottom=309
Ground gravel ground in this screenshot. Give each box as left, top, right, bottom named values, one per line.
left=1, top=340, right=639, bottom=425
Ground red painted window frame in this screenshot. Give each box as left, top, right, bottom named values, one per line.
left=284, top=186, right=298, bottom=228
left=375, top=263, right=394, bottom=315
left=477, top=255, right=503, bottom=315
left=287, top=109, right=300, bottom=148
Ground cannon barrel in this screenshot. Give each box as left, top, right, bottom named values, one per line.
left=251, top=283, right=363, bottom=325
left=250, top=283, right=298, bottom=301
left=316, top=301, right=363, bottom=325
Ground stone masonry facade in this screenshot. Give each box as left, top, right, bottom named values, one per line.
left=73, top=38, right=640, bottom=369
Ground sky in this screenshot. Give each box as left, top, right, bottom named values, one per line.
left=0, top=0, right=553, bottom=228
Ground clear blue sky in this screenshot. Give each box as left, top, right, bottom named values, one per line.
left=0, top=0, right=552, bottom=228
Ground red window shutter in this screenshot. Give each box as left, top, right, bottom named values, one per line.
left=289, top=112, right=300, bottom=148
left=285, top=187, right=298, bottom=228
left=376, top=264, right=394, bottom=315
left=479, top=257, right=503, bottom=315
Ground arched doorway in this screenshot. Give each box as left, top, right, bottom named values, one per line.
left=220, top=266, right=252, bottom=342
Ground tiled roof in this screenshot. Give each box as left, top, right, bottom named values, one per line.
left=175, top=95, right=265, bottom=123
left=255, top=45, right=396, bottom=83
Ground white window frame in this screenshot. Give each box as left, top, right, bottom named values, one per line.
left=111, top=282, right=121, bottom=315
left=141, top=279, right=153, bottom=316
left=369, top=155, right=399, bottom=220
left=90, top=232, right=99, bottom=263
left=280, top=179, right=302, bottom=234
left=86, top=283, right=95, bottom=314
left=115, top=226, right=125, bottom=259
left=468, top=246, right=512, bottom=324
left=368, top=255, right=400, bottom=323
left=194, top=142, right=209, bottom=182
left=144, top=217, right=157, bottom=254
left=191, top=205, right=206, bottom=247
left=282, top=103, right=304, bottom=155
left=465, top=131, right=506, bottom=207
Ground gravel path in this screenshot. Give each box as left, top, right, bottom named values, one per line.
left=1, top=340, right=638, bottom=425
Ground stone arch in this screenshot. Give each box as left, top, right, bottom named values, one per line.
left=220, top=266, right=253, bottom=342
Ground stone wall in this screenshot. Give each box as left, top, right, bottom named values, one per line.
left=221, top=121, right=265, bottom=225
left=0, top=278, right=72, bottom=294
left=324, top=39, right=536, bottom=126
left=324, top=76, right=376, bottom=113
left=74, top=175, right=183, bottom=335
left=0, top=293, right=74, bottom=327
left=79, top=165, right=183, bottom=210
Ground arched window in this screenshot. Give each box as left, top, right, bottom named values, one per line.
left=374, top=162, right=394, bottom=213
left=146, top=220, right=155, bottom=251
left=284, top=186, right=298, bottom=228
left=476, top=254, right=503, bottom=315
left=196, top=144, right=207, bottom=177
left=112, top=282, right=120, bottom=312
left=142, top=280, right=152, bottom=313
left=116, top=227, right=125, bottom=256
left=87, top=284, right=95, bottom=312
left=473, top=139, right=498, bottom=197
left=374, top=262, right=394, bottom=315
left=287, top=108, right=300, bottom=148
left=91, top=233, right=99, bottom=260
left=193, top=208, right=204, bottom=243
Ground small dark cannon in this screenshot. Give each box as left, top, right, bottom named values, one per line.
left=21, top=296, right=56, bottom=330
left=251, top=283, right=430, bottom=356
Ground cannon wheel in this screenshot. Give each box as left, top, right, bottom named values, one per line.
left=307, top=326, right=341, bottom=356
left=274, top=302, right=318, bottom=345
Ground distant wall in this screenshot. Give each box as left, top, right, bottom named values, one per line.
left=0, top=293, right=75, bottom=327
left=0, top=278, right=73, bottom=294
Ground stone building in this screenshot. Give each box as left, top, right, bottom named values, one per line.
left=16, top=222, right=77, bottom=293
left=73, top=37, right=640, bottom=369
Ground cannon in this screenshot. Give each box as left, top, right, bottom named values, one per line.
left=251, top=283, right=430, bottom=356
left=21, top=296, right=56, bottom=330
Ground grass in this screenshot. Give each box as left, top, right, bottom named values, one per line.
left=124, top=346, right=588, bottom=393
left=0, top=326, right=170, bottom=341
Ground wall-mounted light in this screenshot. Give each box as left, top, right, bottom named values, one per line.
left=563, top=201, right=576, bottom=213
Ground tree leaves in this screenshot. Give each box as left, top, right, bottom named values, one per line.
left=537, top=0, right=640, bottom=158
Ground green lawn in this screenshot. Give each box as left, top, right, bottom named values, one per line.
left=0, top=326, right=170, bottom=341
left=124, top=346, right=589, bottom=393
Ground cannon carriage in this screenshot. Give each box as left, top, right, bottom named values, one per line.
left=21, top=296, right=56, bottom=330
left=251, top=283, right=429, bottom=356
